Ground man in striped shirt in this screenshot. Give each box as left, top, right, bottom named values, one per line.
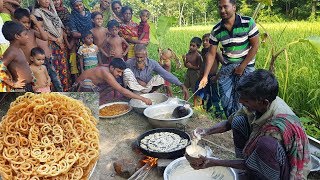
left=199, top=0, right=259, bottom=118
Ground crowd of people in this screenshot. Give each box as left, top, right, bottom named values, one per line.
left=0, top=0, right=312, bottom=179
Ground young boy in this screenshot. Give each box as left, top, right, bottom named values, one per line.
left=90, top=11, right=109, bottom=65
left=78, top=31, right=101, bottom=73
left=100, top=19, right=129, bottom=59
left=0, top=21, right=33, bottom=92
left=13, top=8, right=48, bottom=64
left=35, top=16, right=63, bottom=92
left=201, top=33, right=223, bottom=117
left=29, top=47, right=51, bottom=92
left=138, top=9, right=150, bottom=44
left=183, top=37, right=202, bottom=107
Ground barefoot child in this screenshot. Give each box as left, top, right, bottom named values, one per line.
left=13, top=8, right=48, bottom=64
left=0, top=21, right=33, bottom=92
left=34, top=16, right=63, bottom=92
left=78, top=31, right=101, bottom=73
left=29, top=47, right=50, bottom=92
left=138, top=9, right=150, bottom=44
left=90, top=11, right=109, bottom=65
left=101, top=19, right=129, bottom=59
left=183, top=37, right=202, bottom=107
left=159, top=48, right=181, bottom=97
left=200, top=33, right=223, bottom=117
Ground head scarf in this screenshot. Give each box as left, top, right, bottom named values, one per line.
left=69, top=0, right=92, bottom=36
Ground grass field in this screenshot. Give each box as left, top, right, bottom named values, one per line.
left=147, top=21, right=320, bottom=139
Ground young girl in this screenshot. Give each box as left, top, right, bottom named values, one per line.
left=159, top=48, right=181, bottom=97
left=30, top=47, right=51, bottom=92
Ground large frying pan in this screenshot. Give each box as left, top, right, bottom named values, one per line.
left=136, top=128, right=191, bottom=159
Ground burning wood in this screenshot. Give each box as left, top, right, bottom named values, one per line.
left=128, top=156, right=158, bottom=180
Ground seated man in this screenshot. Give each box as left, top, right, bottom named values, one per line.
left=75, top=58, right=152, bottom=105
left=124, top=44, right=189, bottom=100
left=186, top=69, right=310, bottom=179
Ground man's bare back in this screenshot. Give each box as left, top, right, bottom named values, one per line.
left=76, top=66, right=109, bottom=85
left=4, top=46, right=33, bottom=84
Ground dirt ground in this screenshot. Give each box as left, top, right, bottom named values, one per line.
left=91, top=109, right=235, bottom=180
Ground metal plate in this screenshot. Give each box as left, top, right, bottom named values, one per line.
left=99, top=102, right=132, bottom=119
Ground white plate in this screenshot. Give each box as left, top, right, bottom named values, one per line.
left=99, top=102, right=132, bottom=118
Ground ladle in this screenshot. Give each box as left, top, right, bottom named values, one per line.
left=172, top=88, right=200, bottom=118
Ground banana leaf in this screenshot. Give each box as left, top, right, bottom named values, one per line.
left=299, top=36, right=320, bottom=54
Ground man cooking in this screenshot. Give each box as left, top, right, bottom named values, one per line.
left=186, top=69, right=311, bottom=179
left=75, top=58, right=152, bottom=105
left=124, top=44, right=189, bottom=100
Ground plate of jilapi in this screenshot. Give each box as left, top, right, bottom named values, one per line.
left=0, top=92, right=99, bottom=180
left=99, top=102, right=132, bottom=118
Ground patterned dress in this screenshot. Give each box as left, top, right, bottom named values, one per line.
left=120, top=21, right=138, bottom=60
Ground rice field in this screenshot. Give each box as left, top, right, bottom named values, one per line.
left=147, top=21, right=320, bottom=137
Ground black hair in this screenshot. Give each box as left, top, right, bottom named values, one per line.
left=14, top=8, right=30, bottom=20
left=91, top=11, right=103, bottom=19
left=109, top=58, right=126, bottom=70
left=107, top=19, right=119, bottom=29
left=111, top=0, right=122, bottom=9
left=236, top=69, right=278, bottom=102
left=219, top=0, right=236, bottom=5
left=190, top=37, right=202, bottom=48
left=82, top=31, right=92, bottom=39
left=2, top=21, right=25, bottom=41
left=140, top=9, right=150, bottom=17
left=202, top=33, right=210, bottom=40
left=121, top=6, right=132, bottom=15
left=31, top=47, right=45, bottom=57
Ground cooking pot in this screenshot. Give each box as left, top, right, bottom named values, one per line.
left=143, top=103, right=193, bottom=128
left=129, top=93, right=169, bottom=114
left=137, top=128, right=191, bottom=159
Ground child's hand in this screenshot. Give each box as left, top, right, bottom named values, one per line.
left=186, top=62, right=192, bottom=68
left=13, top=80, right=25, bottom=89
left=30, top=14, right=38, bottom=23
left=110, top=50, right=115, bottom=57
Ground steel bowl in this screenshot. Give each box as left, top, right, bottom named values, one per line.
left=164, top=157, right=238, bottom=180
left=129, top=93, right=169, bottom=114
left=143, top=103, right=193, bottom=128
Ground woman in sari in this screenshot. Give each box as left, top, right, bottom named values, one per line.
left=33, top=0, right=70, bottom=91
left=119, top=6, right=146, bottom=60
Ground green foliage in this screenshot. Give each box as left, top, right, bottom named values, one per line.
left=299, top=36, right=320, bottom=54
left=255, top=0, right=273, bottom=6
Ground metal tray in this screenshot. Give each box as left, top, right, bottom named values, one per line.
left=99, top=102, right=132, bottom=119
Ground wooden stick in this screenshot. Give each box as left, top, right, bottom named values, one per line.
left=128, top=164, right=148, bottom=180
left=202, top=138, right=235, bottom=154
left=141, top=167, right=152, bottom=180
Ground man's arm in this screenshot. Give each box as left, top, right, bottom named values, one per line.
left=103, top=71, right=152, bottom=105
left=199, top=45, right=218, bottom=89
left=195, top=120, right=231, bottom=137
left=234, top=35, right=259, bottom=75
left=186, top=155, right=247, bottom=170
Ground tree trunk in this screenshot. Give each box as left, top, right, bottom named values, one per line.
left=179, top=2, right=186, bottom=27
left=204, top=12, right=206, bottom=25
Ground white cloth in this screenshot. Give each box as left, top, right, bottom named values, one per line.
left=123, top=68, right=164, bottom=93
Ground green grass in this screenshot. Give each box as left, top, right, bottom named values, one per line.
left=147, top=21, right=320, bottom=138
